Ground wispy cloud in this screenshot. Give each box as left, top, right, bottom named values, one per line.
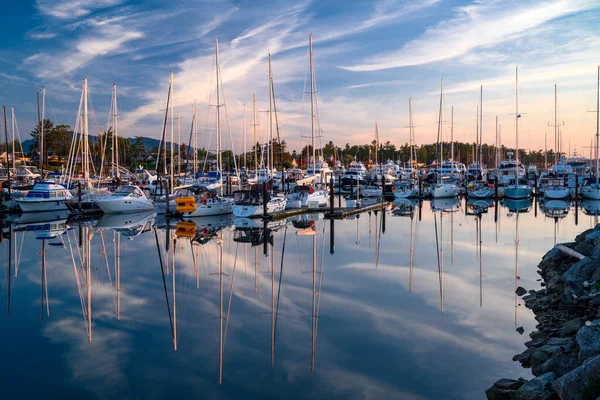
left=0, top=72, right=27, bottom=82
left=345, top=79, right=407, bottom=89
left=36, top=0, right=126, bottom=20
left=341, top=0, right=600, bottom=71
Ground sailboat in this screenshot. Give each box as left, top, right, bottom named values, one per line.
left=176, top=40, right=233, bottom=217
left=467, top=87, right=494, bottom=199
left=504, top=67, right=533, bottom=200
left=431, top=79, right=460, bottom=199
left=233, top=52, right=286, bottom=218
left=581, top=66, right=600, bottom=200
left=394, top=99, right=419, bottom=199
left=287, top=34, right=330, bottom=209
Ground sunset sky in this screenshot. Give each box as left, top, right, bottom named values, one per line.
left=1, top=0, right=600, bottom=156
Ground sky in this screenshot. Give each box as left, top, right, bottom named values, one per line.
left=1, top=0, right=600, bottom=156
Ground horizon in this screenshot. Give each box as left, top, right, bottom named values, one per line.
left=1, top=1, right=599, bottom=156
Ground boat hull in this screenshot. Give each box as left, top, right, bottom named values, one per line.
left=581, top=184, right=600, bottom=200
left=16, top=199, right=69, bottom=213
left=467, top=188, right=494, bottom=199
left=392, top=187, right=418, bottom=199
left=95, top=197, right=155, bottom=214
left=431, top=184, right=460, bottom=198
left=184, top=199, right=234, bottom=217
left=232, top=198, right=286, bottom=218
left=504, top=185, right=532, bottom=200
left=544, top=188, right=570, bottom=200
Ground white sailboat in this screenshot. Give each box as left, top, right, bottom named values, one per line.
left=581, top=66, right=600, bottom=200
left=431, top=79, right=460, bottom=199
left=177, top=39, right=233, bottom=217
left=393, top=98, right=419, bottom=198
left=504, top=67, right=532, bottom=200
left=468, top=86, right=494, bottom=199
left=287, top=33, right=329, bottom=208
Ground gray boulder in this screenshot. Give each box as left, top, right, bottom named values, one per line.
left=530, top=341, right=575, bottom=375
left=536, top=354, right=579, bottom=378
left=552, top=355, right=600, bottom=400
left=516, top=286, right=528, bottom=296
left=576, top=319, right=600, bottom=363
left=515, top=372, right=556, bottom=400
left=559, top=318, right=584, bottom=337
left=563, top=258, right=600, bottom=299
left=486, top=378, right=527, bottom=400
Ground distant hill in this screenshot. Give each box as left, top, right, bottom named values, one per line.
left=21, top=136, right=175, bottom=154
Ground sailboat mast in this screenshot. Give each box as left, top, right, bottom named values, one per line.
left=177, top=112, right=181, bottom=176
left=451, top=106, right=454, bottom=162
left=476, top=105, right=479, bottom=166
left=269, top=53, right=274, bottom=181
left=253, top=95, right=257, bottom=174
left=41, top=87, right=45, bottom=170
left=554, top=84, right=558, bottom=164
left=243, top=103, right=247, bottom=170
left=480, top=85, right=483, bottom=168
left=596, top=65, right=600, bottom=185
left=83, top=78, right=89, bottom=184
left=11, top=108, right=16, bottom=173
left=409, top=98, right=414, bottom=173
left=309, top=33, right=316, bottom=175
left=170, top=72, right=175, bottom=192
left=375, top=122, right=379, bottom=167
left=194, top=100, right=198, bottom=176
left=215, top=39, right=223, bottom=196
left=515, top=66, right=519, bottom=183
left=436, top=79, right=444, bottom=184
left=113, top=83, right=120, bottom=177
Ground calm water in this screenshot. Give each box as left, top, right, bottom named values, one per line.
left=0, top=198, right=598, bottom=400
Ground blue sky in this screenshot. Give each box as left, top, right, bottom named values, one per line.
left=1, top=0, right=600, bottom=155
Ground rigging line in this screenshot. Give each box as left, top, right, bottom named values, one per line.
left=274, top=224, right=288, bottom=346
left=100, top=231, right=117, bottom=315
left=218, top=67, right=241, bottom=184
left=434, top=211, right=443, bottom=313
left=67, top=231, right=90, bottom=337
left=223, top=241, right=239, bottom=346
left=271, top=78, right=283, bottom=167
left=154, top=228, right=174, bottom=338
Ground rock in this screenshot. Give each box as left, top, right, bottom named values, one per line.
left=564, top=258, right=594, bottom=299
left=576, top=228, right=595, bottom=243
left=574, top=240, right=595, bottom=257
left=523, top=294, right=537, bottom=302
left=525, top=339, right=545, bottom=349
left=546, top=337, right=574, bottom=347
left=516, top=286, right=528, bottom=296
left=576, top=319, right=600, bottom=363
left=515, top=372, right=556, bottom=400
left=514, top=348, right=534, bottom=367
left=585, top=230, right=600, bottom=245
left=591, top=245, right=600, bottom=260
left=536, top=354, right=579, bottom=378
left=559, top=318, right=584, bottom=337
left=487, top=378, right=527, bottom=400
left=531, top=342, right=575, bottom=375
left=517, top=326, right=525, bottom=334
left=552, top=355, right=600, bottom=400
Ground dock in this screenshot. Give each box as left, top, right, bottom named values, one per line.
left=262, top=201, right=390, bottom=221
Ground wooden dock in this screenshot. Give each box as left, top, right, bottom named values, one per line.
left=262, top=201, right=390, bottom=221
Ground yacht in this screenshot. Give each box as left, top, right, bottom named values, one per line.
left=95, top=185, right=155, bottom=214
left=392, top=179, right=419, bottom=198
left=466, top=161, right=487, bottom=181
left=15, top=181, right=72, bottom=213
left=431, top=178, right=460, bottom=199
left=306, top=159, right=333, bottom=185
left=497, top=154, right=526, bottom=184
left=14, top=165, right=41, bottom=181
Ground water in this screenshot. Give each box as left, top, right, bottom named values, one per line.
left=0, top=198, right=597, bottom=399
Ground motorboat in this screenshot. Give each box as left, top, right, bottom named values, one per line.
left=15, top=181, right=72, bottom=213
left=431, top=179, right=460, bottom=199
left=96, top=211, right=156, bottom=238
left=95, top=185, right=155, bottom=214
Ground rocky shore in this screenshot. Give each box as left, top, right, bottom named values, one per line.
left=486, top=225, right=600, bottom=400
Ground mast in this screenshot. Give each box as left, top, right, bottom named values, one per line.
left=451, top=105, right=454, bottom=163
left=11, top=108, right=16, bottom=173
left=253, top=95, right=257, bottom=174
left=83, top=78, right=89, bottom=185
left=375, top=122, right=379, bottom=168
left=3, top=106, right=10, bottom=199
left=480, top=85, right=483, bottom=169
left=269, top=53, right=274, bottom=183
left=476, top=105, right=479, bottom=167
left=177, top=112, right=181, bottom=176
left=170, top=72, right=175, bottom=192
left=409, top=98, right=414, bottom=175
left=193, top=100, right=198, bottom=176
left=243, top=103, right=247, bottom=170
left=596, top=65, right=600, bottom=185
left=436, top=79, right=444, bottom=184
left=495, top=116, right=499, bottom=169
left=41, top=87, right=45, bottom=171
left=555, top=84, right=558, bottom=164
left=215, top=39, right=223, bottom=196
left=515, top=67, right=519, bottom=183
left=113, top=83, right=120, bottom=178
left=309, top=33, right=316, bottom=175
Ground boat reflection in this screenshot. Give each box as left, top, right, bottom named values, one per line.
left=96, top=211, right=156, bottom=238
left=580, top=199, right=600, bottom=216
left=466, top=197, right=494, bottom=216
left=431, top=197, right=460, bottom=212
left=502, top=198, right=532, bottom=213
left=392, top=198, right=419, bottom=217
left=539, top=199, right=570, bottom=219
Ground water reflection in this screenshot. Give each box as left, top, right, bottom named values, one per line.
left=0, top=198, right=598, bottom=399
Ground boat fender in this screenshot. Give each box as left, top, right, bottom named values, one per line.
left=201, top=198, right=208, bottom=205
